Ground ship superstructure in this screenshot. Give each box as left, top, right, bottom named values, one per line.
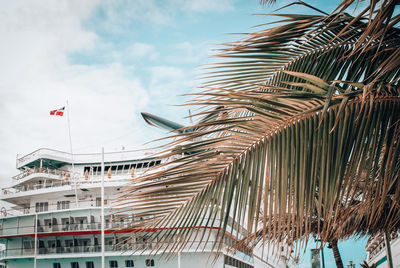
left=0, top=148, right=256, bottom=268
left=365, top=232, right=400, bottom=267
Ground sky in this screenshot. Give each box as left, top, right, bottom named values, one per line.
left=0, top=0, right=368, bottom=266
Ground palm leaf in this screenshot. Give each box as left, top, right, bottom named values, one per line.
left=115, top=2, right=400, bottom=257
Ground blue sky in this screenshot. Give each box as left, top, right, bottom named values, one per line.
left=298, top=238, right=367, bottom=267
left=0, top=0, right=369, bottom=266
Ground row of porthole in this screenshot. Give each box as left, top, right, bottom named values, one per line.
left=53, top=259, right=155, bottom=268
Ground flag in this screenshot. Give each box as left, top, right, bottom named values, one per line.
left=50, top=107, right=65, bottom=116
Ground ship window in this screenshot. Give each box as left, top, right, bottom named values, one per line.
left=125, top=260, right=134, bottom=267
left=85, top=262, right=94, bottom=268
left=143, top=162, right=149, bottom=168
left=53, top=264, right=61, bottom=268
left=109, top=260, right=118, bottom=267
left=117, top=165, right=124, bottom=171
left=124, top=164, right=130, bottom=170
left=96, top=197, right=101, bottom=207
left=149, top=161, right=155, bottom=167
left=71, top=262, right=79, bottom=268
left=111, top=166, right=117, bottom=171
left=65, top=240, right=74, bottom=247
left=145, top=259, right=155, bottom=267
left=131, top=164, right=137, bottom=169
left=105, top=238, right=114, bottom=246
left=156, top=160, right=161, bottom=165
left=136, top=163, right=143, bottom=169
left=35, top=202, right=48, bottom=212
left=48, top=240, right=56, bottom=248
left=57, top=201, right=70, bottom=210
left=23, top=241, right=34, bottom=250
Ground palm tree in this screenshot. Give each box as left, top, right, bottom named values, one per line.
left=116, top=0, right=400, bottom=265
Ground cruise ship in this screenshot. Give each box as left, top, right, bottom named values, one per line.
left=0, top=147, right=258, bottom=268
left=0, top=110, right=302, bottom=268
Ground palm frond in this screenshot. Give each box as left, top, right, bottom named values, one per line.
left=260, top=0, right=400, bottom=75
left=115, top=3, right=400, bottom=256
left=116, top=82, right=400, bottom=254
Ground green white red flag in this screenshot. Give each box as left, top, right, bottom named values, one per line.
left=50, top=107, right=65, bottom=116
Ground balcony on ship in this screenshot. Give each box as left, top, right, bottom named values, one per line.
left=0, top=241, right=219, bottom=259
left=2, top=177, right=122, bottom=197
left=0, top=206, right=136, bottom=237
left=2, top=160, right=161, bottom=200
left=12, top=166, right=68, bottom=181
left=0, top=233, right=241, bottom=260
left=0, top=207, right=254, bottom=264
left=0, top=236, right=254, bottom=266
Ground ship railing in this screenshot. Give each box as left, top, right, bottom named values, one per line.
left=366, top=232, right=399, bottom=261
left=34, top=221, right=134, bottom=233
left=0, top=216, right=223, bottom=237
left=16, top=148, right=160, bottom=169
left=2, top=175, right=133, bottom=196
left=11, top=165, right=150, bottom=183
left=12, top=167, right=68, bottom=181
left=16, top=148, right=73, bottom=169
left=0, top=220, right=136, bottom=236
left=0, top=241, right=219, bottom=258
left=3, top=181, right=71, bottom=195
left=0, top=199, right=113, bottom=218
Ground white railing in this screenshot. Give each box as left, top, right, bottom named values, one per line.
left=12, top=167, right=67, bottom=181
left=366, top=232, right=399, bottom=261
left=0, top=241, right=221, bottom=259
left=3, top=181, right=71, bottom=195
left=0, top=220, right=133, bottom=237
left=1, top=177, right=132, bottom=197
left=16, top=148, right=160, bottom=169
left=16, top=148, right=72, bottom=168
left=3, top=167, right=153, bottom=197
left=0, top=200, right=108, bottom=218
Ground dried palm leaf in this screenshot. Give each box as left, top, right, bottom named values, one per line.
left=115, top=2, right=400, bottom=257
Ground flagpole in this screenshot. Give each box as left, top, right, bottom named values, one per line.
left=66, top=100, right=79, bottom=207
left=101, top=147, right=105, bottom=268
left=34, top=213, right=37, bottom=268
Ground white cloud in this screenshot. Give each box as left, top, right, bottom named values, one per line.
left=147, top=65, right=189, bottom=102
left=91, top=0, right=173, bottom=28
left=124, top=42, right=159, bottom=61
left=87, top=0, right=235, bottom=31
left=149, top=66, right=186, bottom=82
left=145, top=65, right=195, bottom=123
left=169, top=41, right=212, bottom=64
left=183, top=0, right=235, bottom=12
left=0, top=0, right=152, bottom=185
left=0, top=0, right=236, bottom=185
